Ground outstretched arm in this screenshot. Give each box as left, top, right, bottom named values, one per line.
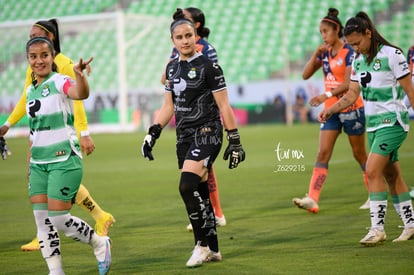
left=67, top=57, right=93, bottom=100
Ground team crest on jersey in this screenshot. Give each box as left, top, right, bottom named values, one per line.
left=337, top=58, right=343, bottom=66
left=188, top=68, right=196, bottom=79
left=373, top=59, right=381, bottom=71
left=42, top=85, right=50, bottom=97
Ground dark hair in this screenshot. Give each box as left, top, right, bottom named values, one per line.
left=170, top=8, right=195, bottom=35
left=26, top=36, right=54, bottom=55
left=344, top=11, right=402, bottom=65
left=321, top=8, right=343, bottom=38
left=184, top=7, right=210, bottom=39
left=33, top=19, right=61, bottom=54
left=26, top=37, right=58, bottom=81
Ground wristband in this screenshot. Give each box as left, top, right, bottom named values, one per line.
left=226, top=129, right=240, bottom=144
left=80, top=130, right=90, bottom=137
left=148, top=124, right=162, bottom=139
left=325, top=91, right=333, bottom=98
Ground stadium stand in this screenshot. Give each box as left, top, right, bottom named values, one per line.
left=1, top=0, right=413, bottom=94
left=0, top=0, right=117, bottom=21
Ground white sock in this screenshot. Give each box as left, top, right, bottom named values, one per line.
left=49, top=213, right=94, bottom=244
left=45, top=255, right=65, bottom=275
left=370, top=200, right=387, bottom=231
left=90, top=234, right=108, bottom=262
left=399, top=200, right=414, bottom=228
left=33, top=209, right=63, bottom=273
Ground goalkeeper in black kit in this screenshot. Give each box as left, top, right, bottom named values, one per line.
left=0, top=137, right=11, bottom=160
left=141, top=14, right=245, bottom=268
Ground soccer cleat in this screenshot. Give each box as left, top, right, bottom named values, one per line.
left=93, top=236, right=112, bottom=275
left=21, top=237, right=40, bottom=252
left=359, top=198, right=370, bottom=210
left=94, top=212, right=116, bottom=236
left=216, top=215, right=227, bottom=227
left=292, top=195, right=319, bottom=213
left=186, top=242, right=209, bottom=268
left=205, top=250, right=222, bottom=262
left=392, top=227, right=414, bottom=242
left=360, top=228, right=386, bottom=246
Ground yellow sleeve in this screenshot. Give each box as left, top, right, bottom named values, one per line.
left=73, top=100, right=89, bottom=135
left=58, top=55, right=89, bottom=135
left=6, top=67, right=32, bottom=126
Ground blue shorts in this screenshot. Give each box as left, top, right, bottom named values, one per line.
left=321, top=107, right=365, bottom=136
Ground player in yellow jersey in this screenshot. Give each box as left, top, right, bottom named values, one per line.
left=0, top=19, right=115, bottom=251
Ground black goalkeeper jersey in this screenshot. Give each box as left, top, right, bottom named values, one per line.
left=165, top=53, right=226, bottom=143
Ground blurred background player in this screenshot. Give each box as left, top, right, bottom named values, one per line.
left=161, top=7, right=226, bottom=231
left=292, top=92, right=310, bottom=124
left=0, top=18, right=115, bottom=251
left=320, top=11, right=414, bottom=245
left=292, top=8, right=370, bottom=213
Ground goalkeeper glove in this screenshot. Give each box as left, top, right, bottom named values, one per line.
left=141, top=124, right=162, bottom=161
left=0, top=137, right=12, bottom=160
left=223, top=129, right=245, bottom=169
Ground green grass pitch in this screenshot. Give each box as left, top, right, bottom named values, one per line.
left=1, top=123, right=413, bottom=274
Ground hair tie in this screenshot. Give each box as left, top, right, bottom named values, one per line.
left=321, top=18, right=340, bottom=27
left=170, top=19, right=194, bottom=34
left=34, top=23, right=51, bottom=34
left=26, top=36, right=54, bottom=53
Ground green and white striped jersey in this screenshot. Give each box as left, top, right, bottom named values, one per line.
left=26, top=72, right=81, bottom=164
left=350, top=45, right=410, bottom=132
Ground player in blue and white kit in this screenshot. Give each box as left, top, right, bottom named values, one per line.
left=142, top=16, right=245, bottom=267
left=24, top=37, right=111, bottom=274
left=319, top=11, right=414, bottom=246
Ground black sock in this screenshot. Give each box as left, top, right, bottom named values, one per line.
left=179, top=172, right=207, bottom=247
left=199, top=180, right=219, bottom=252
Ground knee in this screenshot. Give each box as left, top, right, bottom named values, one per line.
left=179, top=172, right=201, bottom=196
left=365, top=166, right=384, bottom=182
left=316, top=151, right=331, bottom=163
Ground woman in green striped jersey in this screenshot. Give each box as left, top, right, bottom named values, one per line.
left=319, top=11, right=414, bottom=246
left=25, top=37, right=111, bottom=275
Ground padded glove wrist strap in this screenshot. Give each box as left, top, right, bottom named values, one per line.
left=148, top=124, right=162, bottom=139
